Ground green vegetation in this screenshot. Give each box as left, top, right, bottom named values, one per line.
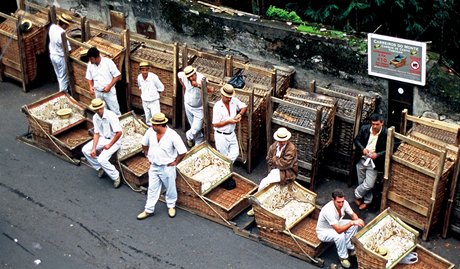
left=266, top=5, right=303, bottom=24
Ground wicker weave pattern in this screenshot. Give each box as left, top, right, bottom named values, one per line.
left=394, top=245, right=454, bottom=269
left=325, top=84, right=378, bottom=120
left=410, top=123, right=457, bottom=145
left=0, top=19, right=47, bottom=83
left=120, top=153, right=149, bottom=187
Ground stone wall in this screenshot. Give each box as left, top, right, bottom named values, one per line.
left=35, top=0, right=460, bottom=123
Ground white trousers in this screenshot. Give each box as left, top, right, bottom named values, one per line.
left=142, top=99, right=161, bottom=126
left=258, top=169, right=280, bottom=191
left=144, top=165, right=177, bottom=213
left=95, top=90, right=121, bottom=115
left=214, top=131, right=239, bottom=162
left=317, top=220, right=358, bottom=259
left=184, top=103, right=203, bottom=144
left=50, top=54, right=69, bottom=92
left=82, top=137, right=120, bottom=180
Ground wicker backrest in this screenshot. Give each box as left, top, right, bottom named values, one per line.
left=251, top=181, right=316, bottom=231
left=22, top=92, right=87, bottom=137
left=117, top=111, right=148, bottom=161
left=353, top=208, right=419, bottom=269
left=176, top=143, right=232, bottom=194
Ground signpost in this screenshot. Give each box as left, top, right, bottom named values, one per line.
left=368, top=33, right=427, bottom=86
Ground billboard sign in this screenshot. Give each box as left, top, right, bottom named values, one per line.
left=368, top=33, right=427, bottom=86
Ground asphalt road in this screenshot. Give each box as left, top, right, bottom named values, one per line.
left=1, top=80, right=459, bottom=269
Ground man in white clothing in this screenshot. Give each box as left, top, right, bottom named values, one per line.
left=178, top=65, right=213, bottom=147
left=86, top=47, right=122, bottom=115
left=137, top=61, right=164, bottom=125
left=212, top=84, right=247, bottom=162
left=82, top=98, right=123, bottom=188
left=48, top=14, right=72, bottom=92
left=316, top=189, right=365, bottom=268
left=137, top=113, right=187, bottom=220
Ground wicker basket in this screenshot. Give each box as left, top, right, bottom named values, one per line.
left=114, top=112, right=149, bottom=188
left=393, top=244, right=455, bottom=269
left=269, top=89, right=336, bottom=186
left=250, top=181, right=317, bottom=231
left=352, top=208, right=419, bottom=269
left=176, top=143, right=232, bottom=195
left=187, top=49, right=227, bottom=83
left=129, top=39, right=180, bottom=124
left=177, top=172, right=257, bottom=220
left=119, top=152, right=149, bottom=188
left=0, top=13, right=48, bottom=85
left=22, top=92, right=88, bottom=137
left=382, top=128, right=455, bottom=241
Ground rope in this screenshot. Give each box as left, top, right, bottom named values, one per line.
left=178, top=170, right=232, bottom=226
left=285, top=227, right=320, bottom=264
left=24, top=106, right=79, bottom=165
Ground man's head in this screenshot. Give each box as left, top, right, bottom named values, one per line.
left=149, top=112, right=168, bottom=132
left=369, top=113, right=384, bottom=134
left=220, top=84, right=234, bottom=104
left=273, top=127, right=291, bottom=146
left=57, top=13, right=72, bottom=29
left=87, top=47, right=101, bottom=65
left=184, top=65, right=197, bottom=81
left=88, top=98, right=105, bottom=117
left=139, top=62, right=150, bottom=76
left=332, top=189, right=345, bottom=210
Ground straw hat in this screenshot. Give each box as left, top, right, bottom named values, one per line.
left=220, top=84, right=234, bottom=98
left=273, top=127, right=291, bottom=141
left=56, top=108, right=72, bottom=119
left=149, top=112, right=168, bottom=125
left=139, top=62, right=150, bottom=68
left=19, top=19, right=33, bottom=33
left=58, top=13, right=73, bottom=25
left=88, top=98, right=105, bottom=111
left=184, top=65, right=196, bottom=78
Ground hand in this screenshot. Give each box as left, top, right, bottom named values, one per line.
left=227, top=118, right=239, bottom=124
left=103, top=85, right=110, bottom=93
left=168, top=161, right=177, bottom=166
left=103, top=144, right=112, bottom=150
left=363, top=148, right=370, bottom=156
left=352, top=219, right=365, bottom=227
left=191, top=81, right=199, bottom=87
left=234, top=114, right=242, bottom=121
left=370, top=152, right=378, bottom=160
left=89, top=86, right=95, bottom=95
left=90, top=149, right=97, bottom=158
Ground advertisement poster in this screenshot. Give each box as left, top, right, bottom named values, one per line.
left=368, top=33, right=427, bottom=86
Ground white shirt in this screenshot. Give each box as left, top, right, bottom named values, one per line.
left=178, top=71, right=205, bottom=107
left=137, top=72, right=164, bottom=102
left=85, top=57, right=121, bottom=93
left=142, top=127, right=187, bottom=165
left=92, top=109, right=122, bottom=139
left=316, top=200, right=354, bottom=232
left=48, top=24, right=71, bottom=56
left=365, top=127, right=382, bottom=154
left=212, top=97, right=247, bottom=133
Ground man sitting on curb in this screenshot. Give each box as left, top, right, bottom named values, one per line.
left=316, top=189, right=365, bottom=269
left=82, top=98, right=122, bottom=188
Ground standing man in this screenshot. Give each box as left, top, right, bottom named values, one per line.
left=178, top=65, right=213, bottom=147
left=354, top=113, right=388, bottom=210
left=86, top=47, right=122, bottom=115
left=137, top=61, right=165, bottom=125
left=212, top=84, right=247, bottom=162
left=247, top=127, right=298, bottom=216
left=82, top=98, right=122, bottom=188
left=137, top=113, right=187, bottom=220
left=316, top=189, right=365, bottom=269
left=48, top=14, right=72, bottom=92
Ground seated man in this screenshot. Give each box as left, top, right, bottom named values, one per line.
left=247, top=127, right=298, bottom=216
left=316, top=189, right=365, bottom=269
left=82, top=98, right=123, bottom=188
